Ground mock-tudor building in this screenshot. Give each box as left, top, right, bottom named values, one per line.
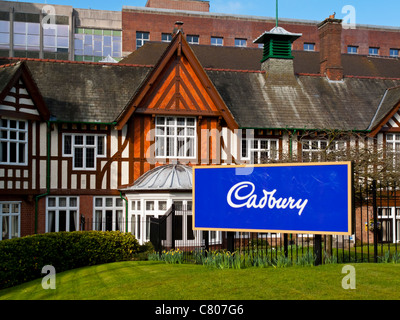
left=1, top=17, right=400, bottom=244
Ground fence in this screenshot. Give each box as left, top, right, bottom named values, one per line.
left=75, top=180, right=400, bottom=265
left=147, top=180, right=400, bottom=266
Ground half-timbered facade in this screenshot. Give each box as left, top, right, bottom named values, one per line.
left=2, top=18, right=400, bottom=243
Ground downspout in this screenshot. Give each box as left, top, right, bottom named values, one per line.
left=34, top=121, right=51, bottom=234
left=120, top=192, right=129, bottom=233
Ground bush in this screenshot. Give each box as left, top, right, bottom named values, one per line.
left=0, top=231, right=140, bottom=289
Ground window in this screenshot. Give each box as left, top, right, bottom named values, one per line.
left=347, top=46, right=358, bottom=54
left=303, top=43, right=315, bottom=51
left=302, top=140, right=346, bottom=162
left=369, top=47, right=379, bottom=56
left=94, top=197, right=124, bottom=231
left=386, top=134, right=400, bottom=152
left=187, top=35, right=199, bottom=45
left=74, top=28, right=122, bottom=62
left=174, top=200, right=194, bottom=241
left=136, top=32, right=149, bottom=49
left=0, top=20, right=10, bottom=50
left=241, top=138, right=279, bottom=164
left=63, top=134, right=106, bottom=170
left=13, top=21, right=40, bottom=52
left=390, top=49, right=399, bottom=58
left=0, top=119, right=27, bottom=165
left=0, top=202, right=20, bottom=240
left=155, top=116, right=196, bottom=158
left=43, top=24, right=69, bottom=53
left=211, top=37, right=223, bottom=46
left=161, top=33, right=172, bottom=43
left=378, top=207, right=400, bottom=243
left=386, top=134, right=400, bottom=168
left=47, top=197, right=79, bottom=232
left=235, top=38, right=247, bottom=47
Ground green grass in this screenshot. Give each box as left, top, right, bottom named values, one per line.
left=1, top=261, right=400, bottom=300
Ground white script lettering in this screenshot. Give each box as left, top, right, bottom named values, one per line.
left=227, top=181, right=308, bottom=216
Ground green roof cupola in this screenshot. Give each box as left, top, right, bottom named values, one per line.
left=254, top=27, right=302, bottom=62
left=253, top=0, right=302, bottom=63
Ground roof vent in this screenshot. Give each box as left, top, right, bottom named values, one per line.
left=254, top=26, right=302, bottom=63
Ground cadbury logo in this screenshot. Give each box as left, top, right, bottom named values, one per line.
left=227, top=181, right=308, bottom=216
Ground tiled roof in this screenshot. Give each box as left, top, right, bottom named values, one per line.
left=2, top=41, right=400, bottom=132
left=0, top=58, right=152, bottom=123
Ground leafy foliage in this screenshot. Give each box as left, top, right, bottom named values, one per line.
left=0, top=231, right=139, bottom=289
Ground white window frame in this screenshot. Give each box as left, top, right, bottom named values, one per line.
left=347, top=46, right=358, bottom=54
left=235, top=38, right=247, bottom=47
left=390, top=48, right=399, bottom=58
left=46, top=196, right=79, bottom=233
left=136, top=31, right=150, bottom=49
left=241, top=138, right=279, bottom=164
left=386, top=134, right=400, bottom=167
left=62, top=133, right=106, bottom=170
left=303, top=43, right=315, bottom=51
left=302, top=140, right=345, bottom=162
left=369, top=47, right=379, bottom=56
left=187, top=35, right=199, bottom=45
left=0, top=202, right=21, bottom=240
left=378, top=207, right=400, bottom=243
left=93, top=196, right=124, bottom=232
left=155, top=116, right=197, bottom=159
left=161, top=33, right=172, bottom=43
left=211, top=37, right=223, bottom=46
left=0, top=119, right=28, bottom=166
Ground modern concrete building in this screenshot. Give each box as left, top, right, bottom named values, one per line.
left=0, top=0, right=122, bottom=62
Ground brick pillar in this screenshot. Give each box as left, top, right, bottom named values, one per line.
left=318, top=18, right=343, bottom=81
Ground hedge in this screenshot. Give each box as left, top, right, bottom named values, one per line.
left=0, top=231, right=140, bottom=289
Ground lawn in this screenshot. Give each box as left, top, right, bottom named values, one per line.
left=1, top=261, right=400, bottom=300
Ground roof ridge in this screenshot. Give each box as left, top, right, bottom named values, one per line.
left=344, top=74, right=400, bottom=81
left=0, top=61, right=21, bottom=69
left=204, top=67, right=265, bottom=73
left=0, top=57, right=154, bottom=69
left=386, top=84, right=400, bottom=91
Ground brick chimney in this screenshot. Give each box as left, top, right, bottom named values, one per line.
left=318, top=17, right=343, bottom=81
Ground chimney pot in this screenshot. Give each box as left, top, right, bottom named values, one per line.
left=173, top=21, right=184, bottom=35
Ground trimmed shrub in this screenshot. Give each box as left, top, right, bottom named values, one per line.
left=0, top=231, right=140, bottom=289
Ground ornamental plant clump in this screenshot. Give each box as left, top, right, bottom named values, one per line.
left=0, top=231, right=140, bottom=289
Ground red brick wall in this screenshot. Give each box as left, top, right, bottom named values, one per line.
left=122, top=10, right=319, bottom=54
left=355, top=206, right=375, bottom=244
left=146, top=0, right=210, bottom=12
left=122, top=9, right=400, bottom=60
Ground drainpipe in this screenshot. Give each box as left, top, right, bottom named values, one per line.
left=34, top=121, right=51, bottom=234
left=120, top=192, right=129, bottom=233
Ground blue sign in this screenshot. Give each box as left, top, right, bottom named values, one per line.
left=193, top=163, right=353, bottom=235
